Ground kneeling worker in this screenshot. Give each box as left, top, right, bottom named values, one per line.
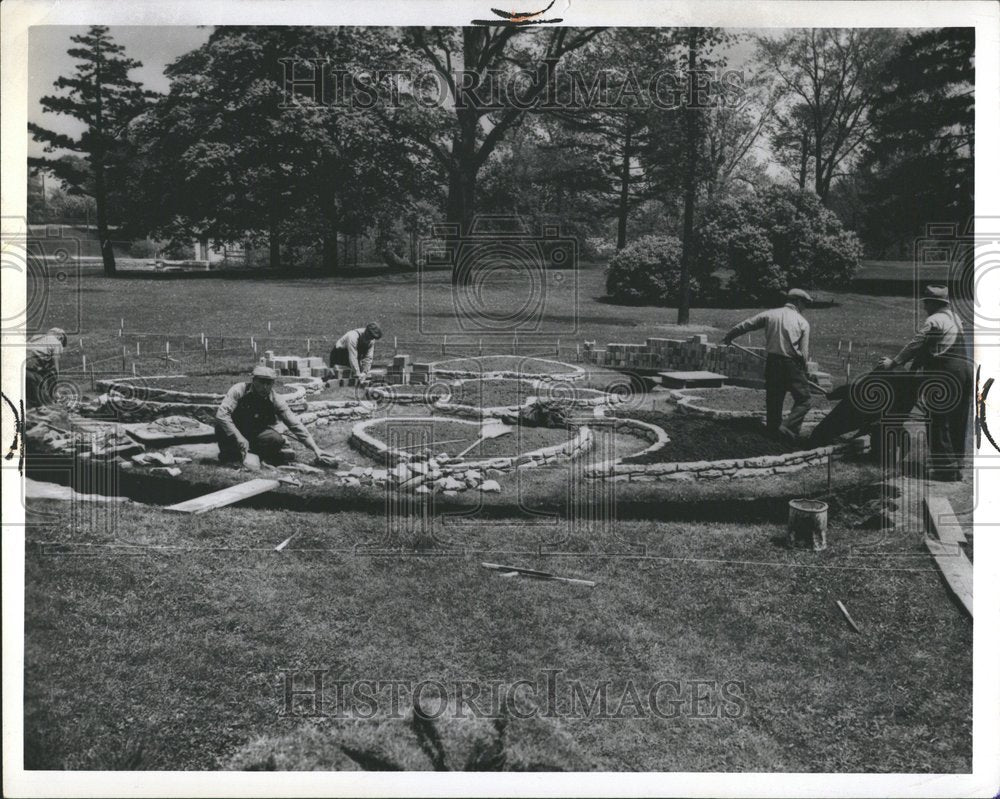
left=329, top=322, right=382, bottom=385
left=723, top=288, right=813, bottom=440
left=26, top=326, right=67, bottom=407
left=215, top=365, right=337, bottom=467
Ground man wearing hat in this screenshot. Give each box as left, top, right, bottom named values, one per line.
left=215, top=365, right=337, bottom=467
left=25, top=326, right=68, bottom=406
left=879, top=285, right=972, bottom=480
left=723, top=289, right=814, bottom=440
left=329, top=322, right=382, bottom=385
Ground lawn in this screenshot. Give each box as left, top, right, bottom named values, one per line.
left=22, top=260, right=973, bottom=774
left=23, top=499, right=971, bottom=772
left=40, top=262, right=926, bottom=386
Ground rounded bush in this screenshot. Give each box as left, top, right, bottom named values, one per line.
left=605, top=235, right=692, bottom=305
left=720, top=186, right=863, bottom=303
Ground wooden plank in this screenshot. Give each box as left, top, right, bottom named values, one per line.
left=925, top=538, right=973, bottom=617
left=165, top=478, right=280, bottom=515
left=924, top=495, right=967, bottom=544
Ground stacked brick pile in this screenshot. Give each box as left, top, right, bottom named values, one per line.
left=584, top=335, right=833, bottom=391
left=409, top=362, right=435, bottom=385
left=263, top=352, right=329, bottom=379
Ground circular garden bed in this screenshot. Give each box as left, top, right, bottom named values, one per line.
left=673, top=386, right=832, bottom=420
left=358, top=417, right=575, bottom=461
left=430, top=355, right=586, bottom=381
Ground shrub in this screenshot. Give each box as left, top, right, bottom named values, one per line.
left=722, top=186, right=863, bottom=303
left=605, top=235, right=692, bottom=305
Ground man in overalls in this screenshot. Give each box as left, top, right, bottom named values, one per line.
left=880, top=285, right=972, bottom=481
left=215, top=365, right=336, bottom=466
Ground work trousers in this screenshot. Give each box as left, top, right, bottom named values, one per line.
left=764, top=354, right=812, bottom=434
left=214, top=423, right=287, bottom=463
left=922, top=355, right=973, bottom=474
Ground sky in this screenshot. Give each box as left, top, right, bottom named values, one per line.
left=28, top=26, right=212, bottom=158
left=26, top=26, right=773, bottom=170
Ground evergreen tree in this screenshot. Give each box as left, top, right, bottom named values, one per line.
left=29, top=26, right=154, bottom=276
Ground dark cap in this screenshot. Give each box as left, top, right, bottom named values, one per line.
left=365, top=322, right=383, bottom=340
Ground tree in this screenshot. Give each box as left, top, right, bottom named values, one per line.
left=29, top=26, right=155, bottom=275
left=860, top=28, right=974, bottom=252
left=642, top=27, right=730, bottom=324
left=383, top=26, right=604, bottom=283
left=756, top=29, right=901, bottom=202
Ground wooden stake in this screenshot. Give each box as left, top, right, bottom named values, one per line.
left=267, top=320, right=272, bottom=332
left=82, top=354, right=87, bottom=372
left=132, top=362, right=137, bottom=376
left=393, top=336, right=397, bottom=355
left=121, top=347, right=126, bottom=371
left=136, top=340, right=141, bottom=355
left=90, top=365, right=96, bottom=391
left=442, top=335, right=447, bottom=356
left=556, top=337, right=561, bottom=356
left=836, top=600, right=862, bottom=634
left=307, top=338, right=311, bottom=355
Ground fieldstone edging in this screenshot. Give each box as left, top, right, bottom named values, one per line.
left=349, top=416, right=592, bottom=473
left=671, top=389, right=827, bottom=423
left=585, top=436, right=871, bottom=482
left=429, top=356, right=587, bottom=383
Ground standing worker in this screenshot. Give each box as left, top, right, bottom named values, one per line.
left=329, top=322, right=382, bottom=385
left=215, top=365, right=337, bottom=467
left=25, top=326, right=67, bottom=407
left=723, top=289, right=813, bottom=440
left=879, top=285, right=972, bottom=481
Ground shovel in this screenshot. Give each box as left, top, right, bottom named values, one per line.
left=454, top=422, right=514, bottom=459
left=728, top=342, right=832, bottom=397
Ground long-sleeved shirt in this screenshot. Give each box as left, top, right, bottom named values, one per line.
left=26, top=333, right=64, bottom=374
left=334, top=328, right=374, bottom=375
left=726, top=303, right=810, bottom=362
left=892, top=308, right=964, bottom=366
left=215, top=382, right=313, bottom=446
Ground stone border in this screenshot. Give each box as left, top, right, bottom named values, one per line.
left=99, top=374, right=316, bottom=407
left=671, top=388, right=828, bottom=423
left=437, top=378, right=623, bottom=419
left=349, top=415, right=593, bottom=472
left=585, top=435, right=871, bottom=482
left=585, top=417, right=670, bottom=471
left=429, top=356, right=587, bottom=383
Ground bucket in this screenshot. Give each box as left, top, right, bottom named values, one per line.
left=787, top=498, right=828, bottom=551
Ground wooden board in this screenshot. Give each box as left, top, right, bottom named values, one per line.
left=925, top=538, right=973, bottom=617
left=164, top=478, right=279, bottom=514
left=657, top=370, right=728, bottom=389
left=924, top=495, right=967, bottom=544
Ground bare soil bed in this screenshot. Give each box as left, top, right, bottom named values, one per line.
left=366, top=418, right=573, bottom=459
left=615, top=411, right=801, bottom=463
left=447, top=379, right=538, bottom=408
left=433, top=356, right=573, bottom=375
left=681, top=386, right=833, bottom=414
left=308, top=381, right=381, bottom=403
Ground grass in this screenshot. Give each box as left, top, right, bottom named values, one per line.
left=42, top=263, right=924, bottom=386
left=24, top=499, right=971, bottom=772
left=24, top=259, right=973, bottom=773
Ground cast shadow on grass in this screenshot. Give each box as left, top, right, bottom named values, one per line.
left=593, top=295, right=841, bottom=311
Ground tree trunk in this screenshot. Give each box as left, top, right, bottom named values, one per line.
left=321, top=185, right=339, bottom=273
left=616, top=115, right=632, bottom=250
left=268, top=220, right=281, bottom=270
left=798, top=130, right=809, bottom=190
left=677, top=31, right=699, bottom=326
left=94, top=161, right=116, bottom=277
